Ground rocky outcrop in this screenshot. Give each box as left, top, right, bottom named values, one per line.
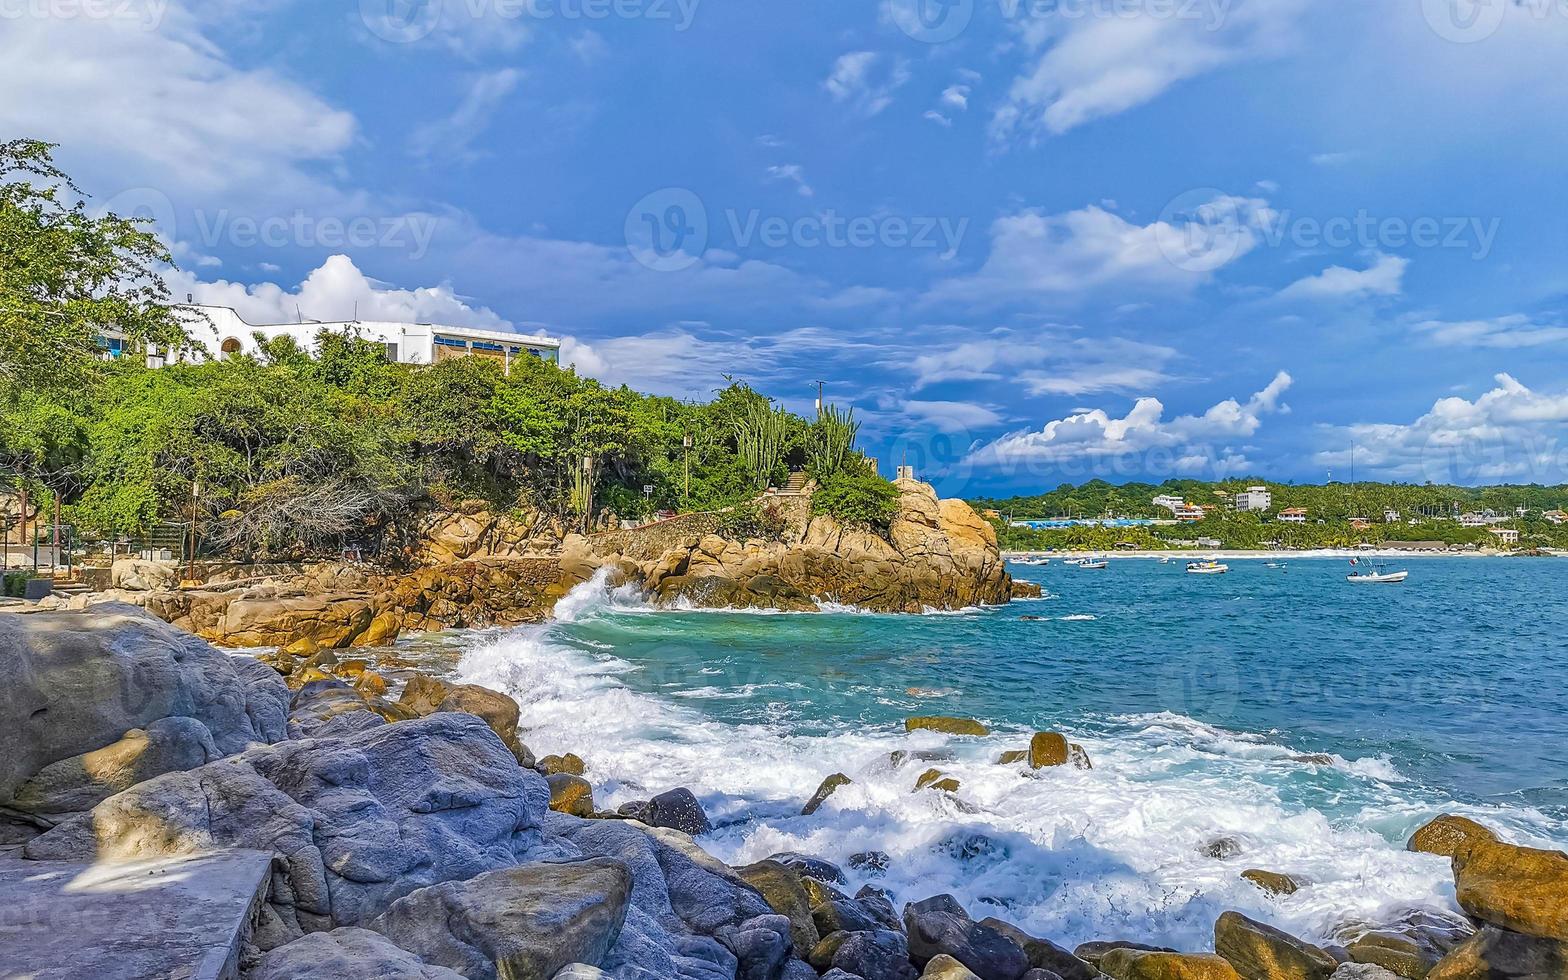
left=254, top=928, right=467, bottom=980
left=1408, top=815, right=1498, bottom=859
left=639, top=481, right=1015, bottom=613
left=24, top=712, right=549, bottom=949
left=1451, top=835, right=1568, bottom=941
left=0, top=605, right=287, bottom=822
left=1214, top=911, right=1338, bottom=980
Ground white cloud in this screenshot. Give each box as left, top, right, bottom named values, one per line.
left=1311, top=151, right=1358, bottom=167
left=909, top=332, right=1179, bottom=397
left=167, top=254, right=511, bottom=329
left=940, top=84, right=971, bottom=110
left=1410, top=315, right=1568, bottom=349
left=924, top=110, right=954, bottom=127
left=824, top=52, right=910, bottom=117
left=992, top=0, right=1308, bottom=140
left=967, top=372, right=1293, bottom=472
left=1316, top=374, right=1568, bottom=483
left=764, top=164, right=815, bottom=198
left=0, top=3, right=357, bottom=205
left=1278, top=252, right=1408, bottom=301
left=927, top=197, right=1272, bottom=303
left=410, top=69, right=523, bottom=162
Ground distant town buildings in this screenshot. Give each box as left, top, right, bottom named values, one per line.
left=1546, top=510, right=1568, bottom=525
left=1279, top=507, right=1309, bottom=523
left=1490, top=528, right=1520, bottom=546
left=1458, top=513, right=1489, bottom=528
left=1234, top=486, right=1272, bottom=512
left=1152, top=495, right=1206, bottom=522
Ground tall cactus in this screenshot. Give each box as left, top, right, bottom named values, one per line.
left=806, top=404, right=859, bottom=478
left=733, top=401, right=789, bottom=490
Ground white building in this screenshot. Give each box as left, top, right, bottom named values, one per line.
left=1489, top=528, right=1520, bottom=545
left=1152, top=494, right=1185, bottom=513
left=1458, top=512, right=1489, bottom=528
left=1234, top=486, right=1272, bottom=512
left=1278, top=508, right=1308, bottom=523
left=118, top=305, right=562, bottom=374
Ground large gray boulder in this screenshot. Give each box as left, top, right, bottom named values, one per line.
left=24, top=712, right=549, bottom=949
left=0, top=605, right=288, bottom=807
left=369, top=858, right=634, bottom=980
left=255, top=928, right=466, bottom=980
left=8, top=715, right=219, bottom=822
left=545, top=814, right=786, bottom=979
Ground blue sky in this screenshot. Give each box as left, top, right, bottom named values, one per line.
left=8, top=0, right=1568, bottom=495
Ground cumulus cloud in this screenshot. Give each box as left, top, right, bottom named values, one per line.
left=966, top=372, right=1293, bottom=475
left=1316, top=374, right=1568, bottom=483
left=992, top=0, right=1308, bottom=140
left=824, top=51, right=910, bottom=117
left=166, top=254, right=511, bottom=330
left=1278, top=252, right=1408, bottom=301
left=909, top=333, right=1179, bottom=397
left=927, top=197, right=1272, bottom=303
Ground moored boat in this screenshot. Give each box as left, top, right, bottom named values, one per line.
left=1186, top=560, right=1229, bottom=575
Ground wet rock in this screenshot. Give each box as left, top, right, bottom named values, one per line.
left=1076, top=943, right=1178, bottom=969
left=818, top=896, right=904, bottom=936
left=851, top=851, right=892, bottom=876
left=925, top=954, right=985, bottom=979
left=1101, top=949, right=1241, bottom=980
left=435, top=685, right=530, bottom=765
left=1030, top=732, right=1071, bottom=768
left=254, top=927, right=466, bottom=980
left=1241, top=870, right=1302, bottom=897
left=827, top=929, right=920, bottom=980
left=915, top=769, right=961, bottom=793
left=999, top=750, right=1029, bottom=765
left=906, top=717, right=990, bottom=736
left=769, top=851, right=846, bottom=884
left=1425, top=924, right=1568, bottom=979
left=548, top=773, right=597, bottom=818
left=1290, top=755, right=1335, bottom=766
left=1024, top=972, right=1068, bottom=980
left=804, top=773, right=853, bottom=815
left=717, top=912, right=793, bottom=980
left=1203, top=837, right=1246, bottom=860
left=646, top=787, right=712, bottom=836
left=1069, top=744, right=1093, bottom=769
left=1215, top=911, right=1338, bottom=980
left=540, top=753, right=587, bottom=776
left=1336, top=910, right=1473, bottom=978
left=804, top=876, right=849, bottom=907
left=904, top=900, right=1029, bottom=980
left=25, top=712, right=549, bottom=948
left=1327, top=967, right=1400, bottom=980
left=1406, top=815, right=1497, bottom=859
left=891, top=749, right=958, bottom=769
left=735, top=859, right=820, bottom=956
left=370, top=858, right=633, bottom=980
left=980, top=918, right=1098, bottom=980
left=1452, top=835, right=1568, bottom=941
left=399, top=675, right=453, bottom=716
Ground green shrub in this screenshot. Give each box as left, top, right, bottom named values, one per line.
left=811, top=470, right=899, bottom=532
left=717, top=500, right=789, bottom=540
left=3, top=572, right=32, bottom=597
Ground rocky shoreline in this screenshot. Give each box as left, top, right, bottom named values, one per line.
left=3, top=603, right=1565, bottom=980
left=42, top=480, right=1038, bottom=652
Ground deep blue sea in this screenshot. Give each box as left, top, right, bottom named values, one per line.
left=407, top=557, right=1568, bottom=951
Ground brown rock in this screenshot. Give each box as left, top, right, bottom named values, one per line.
left=399, top=674, right=453, bottom=716
left=1030, top=732, right=1071, bottom=768
left=538, top=753, right=586, bottom=776
left=1452, top=837, right=1568, bottom=941
left=734, top=859, right=820, bottom=955
left=1078, top=943, right=1178, bottom=969
left=998, top=750, right=1029, bottom=765
left=547, top=773, right=595, bottom=817
left=1216, top=911, right=1338, bottom=980
left=915, top=768, right=961, bottom=793
left=354, top=671, right=389, bottom=698
left=436, top=685, right=529, bottom=764
left=925, top=954, right=985, bottom=979
left=907, top=716, right=990, bottom=736
left=1407, top=815, right=1498, bottom=859
left=1336, top=910, right=1473, bottom=979
left=1102, top=949, right=1242, bottom=980
left=1426, top=924, right=1568, bottom=980
left=1241, top=870, right=1301, bottom=897
left=802, top=773, right=852, bottom=816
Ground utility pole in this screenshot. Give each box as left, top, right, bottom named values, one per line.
left=187, top=474, right=200, bottom=582
left=813, top=380, right=826, bottom=418
left=682, top=434, right=692, bottom=509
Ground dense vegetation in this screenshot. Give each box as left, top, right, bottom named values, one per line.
left=975, top=479, right=1568, bottom=552
left=0, top=142, right=893, bottom=559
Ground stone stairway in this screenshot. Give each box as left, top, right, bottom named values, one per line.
left=781, top=470, right=808, bottom=494
left=2, top=850, right=274, bottom=980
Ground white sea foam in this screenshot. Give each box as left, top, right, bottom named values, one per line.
left=450, top=574, right=1534, bottom=953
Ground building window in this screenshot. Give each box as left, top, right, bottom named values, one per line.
left=382, top=342, right=399, bottom=362
left=220, top=337, right=242, bottom=357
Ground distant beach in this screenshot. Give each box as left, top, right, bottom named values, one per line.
left=1004, top=547, right=1546, bottom=560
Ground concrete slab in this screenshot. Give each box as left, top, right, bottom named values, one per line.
left=0, top=849, right=274, bottom=980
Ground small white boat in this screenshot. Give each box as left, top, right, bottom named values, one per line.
left=1186, top=560, right=1229, bottom=575
left=1347, top=570, right=1409, bottom=584
left=1159, top=556, right=1173, bottom=564
left=1077, top=559, right=1109, bottom=570
left=1013, top=557, right=1050, bottom=566
left=1062, top=557, right=1086, bottom=566
left=1265, top=561, right=1287, bottom=569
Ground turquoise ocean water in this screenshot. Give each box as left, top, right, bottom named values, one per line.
left=413, top=557, right=1568, bottom=951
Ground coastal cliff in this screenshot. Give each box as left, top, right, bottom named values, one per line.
left=54, top=480, right=1032, bottom=650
